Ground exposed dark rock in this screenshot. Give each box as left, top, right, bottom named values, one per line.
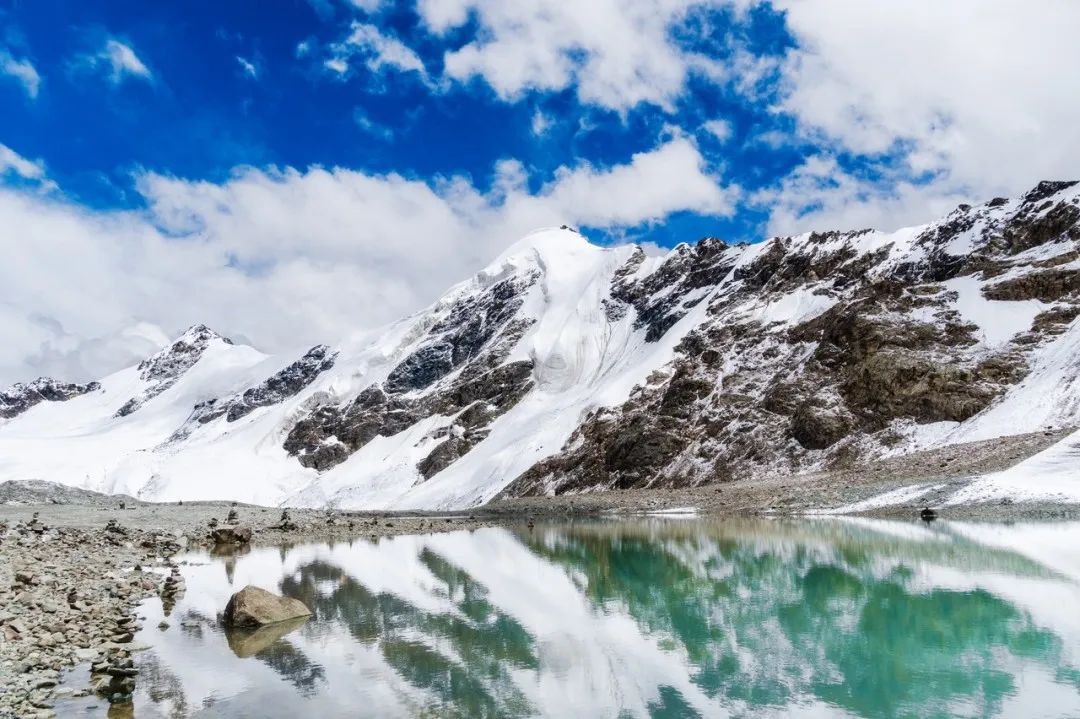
left=1023, top=180, right=1078, bottom=205
left=0, top=378, right=101, bottom=420
left=385, top=273, right=536, bottom=393
left=611, top=237, right=739, bottom=342
left=283, top=273, right=538, bottom=475
left=503, top=181, right=1080, bottom=499
left=791, top=400, right=856, bottom=450
left=983, top=269, right=1080, bottom=302
left=228, top=346, right=337, bottom=421
left=166, top=345, right=338, bottom=444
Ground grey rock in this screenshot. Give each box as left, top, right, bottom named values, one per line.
left=222, top=585, right=312, bottom=627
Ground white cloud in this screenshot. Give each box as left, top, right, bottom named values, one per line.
left=754, top=154, right=971, bottom=238
left=0, top=144, right=47, bottom=182
left=324, top=57, right=349, bottom=75
left=530, top=110, right=552, bottom=136
left=236, top=56, right=258, bottom=79
left=327, top=22, right=427, bottom=80
left=82, top=38, right=153, bottom=84
left=0, top=138, right=732, bottom=385
left=760, top=0, right=1080, bottom=229
left=0, top=50, right=41, bottom=98
left=701, top=118, right=732, bottom=143
left=418, top=0, right=718, bottom=112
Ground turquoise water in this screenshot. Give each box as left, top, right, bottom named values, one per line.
left=61, top=518, right=1080, bottom=718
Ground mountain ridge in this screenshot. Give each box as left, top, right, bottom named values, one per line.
left=2, top=182, right=1079, bottom=509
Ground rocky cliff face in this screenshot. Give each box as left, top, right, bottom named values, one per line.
left=1, top=181, right=1078, bottom=509
left=0, top=378, right=102, bottom=420
left=282, top=273, right=538, bottom=473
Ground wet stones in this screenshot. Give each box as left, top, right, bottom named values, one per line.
left=90, top=649, right=137, bottom=704
left=160, top=566, right=186, bottom=615
left=0, top=522, right=171, bottom=717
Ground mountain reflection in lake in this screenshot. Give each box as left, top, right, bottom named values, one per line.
left=63, top=519, right=1080, bottom=718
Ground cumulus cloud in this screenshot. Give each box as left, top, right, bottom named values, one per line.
left=0, top=50, right=41, bottom=98
left=760, top=0, right=1080, bottom=231
left=81, top=38, right=153, bottom=84
left=418, top=0, right=719, bottom=111
left=0, top=137, right=731, bottom=385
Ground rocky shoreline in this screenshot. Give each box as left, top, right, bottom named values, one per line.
left=1, top=427, right=1078, bottom=716
left=0, top=516, right=178, bottom=718
left=0, top=505, right=501, bottom=718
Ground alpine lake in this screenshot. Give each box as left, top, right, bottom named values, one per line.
left=54, top=517, right=1080, bottom=718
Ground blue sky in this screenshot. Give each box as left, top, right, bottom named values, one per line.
left=1, top=0, right=802, bottom=244
left=0, top=0, right=1077, bottom=382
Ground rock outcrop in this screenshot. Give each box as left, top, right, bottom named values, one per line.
left=167, top=344, right=338, bottom=442
left=283, top=273, right=538, bottom=474
left=0, top=377, right=101, bottom=419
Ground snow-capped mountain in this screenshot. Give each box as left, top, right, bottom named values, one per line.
left=2, top=180, right=1079, bottom=509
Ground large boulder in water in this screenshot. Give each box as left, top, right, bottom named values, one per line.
left=211, top=526, right=252, bottom=545
left=223, top=585, right=312, bottom=627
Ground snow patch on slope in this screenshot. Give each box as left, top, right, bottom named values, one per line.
left=946, top=429, right=1080, bottom=506
left=944, top=276, right=1047, bottom=347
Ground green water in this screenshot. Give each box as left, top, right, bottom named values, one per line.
left=59, top=518, right=1080, bottom=718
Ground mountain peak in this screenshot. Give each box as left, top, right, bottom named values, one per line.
left=114, top=323, right=238, bottom=418
left=175, top=323, right=233, bottom=345
left=490, top=227, right=601, bottom=268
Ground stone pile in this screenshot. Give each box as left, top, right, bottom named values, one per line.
left=160, top=565, right=186, bottom=616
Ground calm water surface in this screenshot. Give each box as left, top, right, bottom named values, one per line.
left=60, top=518, right=1080, bottom=718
